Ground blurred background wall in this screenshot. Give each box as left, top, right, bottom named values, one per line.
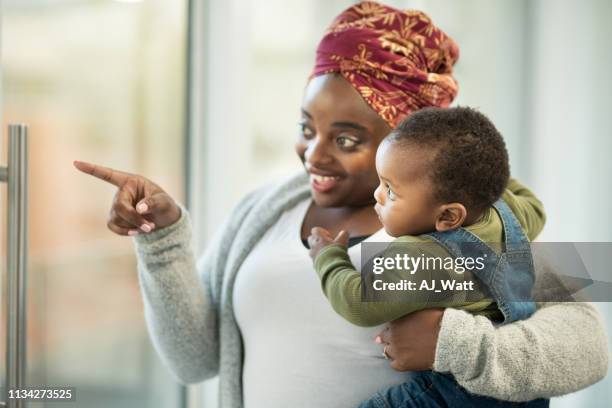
left=191, top=0, right=612, bottom=407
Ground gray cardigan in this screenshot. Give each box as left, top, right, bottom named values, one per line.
left=134, top=172, right=609, bottom=407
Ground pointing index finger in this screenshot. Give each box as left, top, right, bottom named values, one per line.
left=73, top=160, right=129, bottom=187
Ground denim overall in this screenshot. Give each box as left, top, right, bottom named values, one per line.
left=358, top=200, right=549, bottom=408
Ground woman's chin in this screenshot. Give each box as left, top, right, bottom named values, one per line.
left=311, top=187, right=360, bottom=208
left=311, top=190, right=343, bottom=207
left=311, top=188, right=374, bottom=209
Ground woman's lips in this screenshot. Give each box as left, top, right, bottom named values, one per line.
left=310, top=173, right=343, bottom=193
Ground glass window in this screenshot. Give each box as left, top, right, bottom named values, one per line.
left=1, top=0, right=186, bottom=406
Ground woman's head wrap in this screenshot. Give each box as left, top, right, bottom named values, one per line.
left=311, top=1, right=460, bottom=128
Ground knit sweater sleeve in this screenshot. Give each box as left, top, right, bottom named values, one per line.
left=133, top=190, right=261, bottom=384
left=434, top=301, right=609, bottom=401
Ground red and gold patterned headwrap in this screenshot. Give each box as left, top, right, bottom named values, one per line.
left=311, top=1, right=460, bottom=128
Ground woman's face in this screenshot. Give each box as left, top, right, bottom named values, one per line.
left=296, top=74, right=392, bottom=208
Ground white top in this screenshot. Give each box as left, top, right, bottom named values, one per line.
left=234, top=198, right=409, bottom=408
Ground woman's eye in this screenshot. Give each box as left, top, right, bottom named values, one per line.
left=336, top=135, right=359, bottom=149
left=387, top=186, right=395, bottom=201
left=299, top=123, right=314, bottom=139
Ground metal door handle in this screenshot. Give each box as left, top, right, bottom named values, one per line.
left=1, top=124, right=29, bottom=408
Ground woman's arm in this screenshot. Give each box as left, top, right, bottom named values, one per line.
left=134, top=186, right=261, bottom=384
left=135, top=209, right=220, bottom=384
left=434, top=301, right=609, bottom=401
left=73, top=160, right=267, bottom=384
left=432, top=239, right=609, bottom=400
left=73, top=161, right=221, bottom=383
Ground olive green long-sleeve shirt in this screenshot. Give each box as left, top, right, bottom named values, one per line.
left=313, top=179, right=546, bottom=327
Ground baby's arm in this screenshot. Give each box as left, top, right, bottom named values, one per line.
left=503, top=178, right=546, bottom=240
left=309, top=229, right=491, bottom=327
left=312, top=243, right=432, bottom=326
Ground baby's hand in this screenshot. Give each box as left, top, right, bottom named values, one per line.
left=308, top=227, right=349, bottom=260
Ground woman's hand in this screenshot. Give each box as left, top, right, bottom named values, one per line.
left=375, top=308, right=444, bottom=371
left=74, top=160, right=181, bottom=236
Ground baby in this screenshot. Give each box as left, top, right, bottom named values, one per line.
left=308, top=107, right=548, bottom=408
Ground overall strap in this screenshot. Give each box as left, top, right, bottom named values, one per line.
left=492, top=199, right=530, bottom=253
left=424, top=199, right=536, bottom=323
left=424, top=227, right=499, bottom=287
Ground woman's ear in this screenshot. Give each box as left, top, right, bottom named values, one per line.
left=435, top=203, right=467, bottom=232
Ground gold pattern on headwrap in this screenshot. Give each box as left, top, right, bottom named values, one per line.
left=312, top=1, right=460, bottom=128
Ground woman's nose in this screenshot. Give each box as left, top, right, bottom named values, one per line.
left=304, top=137, right=333, bottom=167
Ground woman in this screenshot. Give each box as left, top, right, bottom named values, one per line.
left=75, top=2, right=608, bottom=407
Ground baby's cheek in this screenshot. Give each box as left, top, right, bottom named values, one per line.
left=380, top=211, right=395, bottom=231
left=388, top=209, right=412, bottom=236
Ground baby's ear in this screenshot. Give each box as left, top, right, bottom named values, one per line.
left=435, top=203, right=467, bottom=232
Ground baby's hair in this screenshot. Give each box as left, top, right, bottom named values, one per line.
left=387, top=106, right=510, bottom=215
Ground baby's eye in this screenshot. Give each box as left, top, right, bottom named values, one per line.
left=386, top=186, right=396, bottom=201
left=336, top=135, right=359, bottom=149
left=299, top=123, right=314, bottom=139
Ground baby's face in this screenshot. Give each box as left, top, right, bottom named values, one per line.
left=374, top=140, right=441, bottom=237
